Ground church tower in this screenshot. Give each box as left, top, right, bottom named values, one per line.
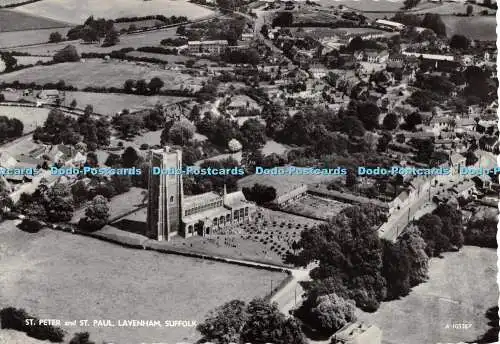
left=147, top=147, right=183, bottom=241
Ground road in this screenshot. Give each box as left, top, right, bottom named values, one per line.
left=270, top=267, right=311, bottom=315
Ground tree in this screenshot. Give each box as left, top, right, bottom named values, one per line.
left=102, top=28, right=119, bottom=47
left=341, top=116, right=365, bottom=137
left=240, top=118, right=266, bottom=150
left=45, top=183, right=74, bottom=223
left=69, top=332, right=95, bottom=344
left=70, top=99, right=77, bottom=108
left=121, top=147, right=139, bottom=168
left=421, top=13, right=446, bottom=37
left=135, top=79, right=148, bottom=95
left=167, top=120, right=195, bottom=146
left=399, top=225, right=429, bottom=286
left=81, top=195, right=109, bottom=231
left=403, top=111, right=422, bottom=131
left=49, top=31, right=63, bottom=43
left=123, top=79, right=136, bottom=93
left=403, top=0, right=421, bottom=9
left=114, top=113, right=142, bottom=138
left=466, top=4, right=473, bottom=15
left=242, top=184, right=277, bottom=205
left=382, top=239, right=411, bottom=300
left=307, top=293, right=357, bottom=336
left=240, top=298, right=307, bottom=344
left=383, top=113, right=398, bottom=130
left=53, top=45, right=80, bottom=63
left=0, top=52, right=17, bottom=72
left=197, top=300, right=248, bottom=344
left=148, top=77, right=164, bottom=94
left=450, top=34, right=470, bottom=50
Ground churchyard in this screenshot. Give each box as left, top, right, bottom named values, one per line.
left=112, top=206, right=325, bottom=266
left=0, top=220, right=288, bottom=343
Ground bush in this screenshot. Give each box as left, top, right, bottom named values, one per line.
left=0, top=307, right=65, bottom=342
left=18, top=218, right=43, bottom=233
left=53, top=45, right=80, bottom=63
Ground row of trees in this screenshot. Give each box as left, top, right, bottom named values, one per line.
left=292, top=203, right=465, bottom=337
left=197, top=298, right=307, bottom=344
left=67, top=16, right=119, bottom=47
left=123, top=77, right=165, bottom=95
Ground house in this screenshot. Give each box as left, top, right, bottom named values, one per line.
left=187, top=40, right=228, bottom=55
left=226, top=95, right=262, bottom=113
left=36, top=89, right=64, bottom=105
left=361, top=50, right=389, bottom=64
left=450, top=180, right=476, bottom=199
left=374, top=19, right=405, bottom=31
left=309, top=64, right=328, bottom=79
left=241, top=33, right=254, bottom=41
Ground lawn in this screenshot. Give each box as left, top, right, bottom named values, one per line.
left=357, top=246, right=498, bottom=344
left=0, top=9, right=71, bottom=32
left=13, top=0, right=214, bottom=24
left=64, top=91, right=188, bottom=115
left=0, top=220, right=288, bottom=344
left=0, top=59, right=207, bottom=91
left=0, top=105, right=50, bottom=132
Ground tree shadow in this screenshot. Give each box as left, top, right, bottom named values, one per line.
left=110, top=219, right=147, bottom=236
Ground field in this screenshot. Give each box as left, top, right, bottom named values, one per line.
left=64, top=91, right=188, bottom=115
left=238, top=171, right=341, bottom=197
left=0, top=220, right=288, bottom=343
left=0, top=9, right=71, bottom=32
left=13, top=0, right=215, bottom=24
left=0, top=105, right=50, bottom=132
left=0, top=27, right=73, bottom=48
left=0, top=59, right=207, bottom=91
left=13, top=55, right=52, bottom=66
left=114, top=207, right=322, bottom=266
left=281, top=194, right=350, bottom=220
left=358, top=246, right=498, bottom=344
left=127, top=51, right=190, bottom=63
left=442, top=16, right=496, bottom=40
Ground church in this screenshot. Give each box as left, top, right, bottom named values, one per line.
left=147, top=147, right=256, bottom=241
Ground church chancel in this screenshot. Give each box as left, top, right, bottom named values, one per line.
left=147, top=147, right=256, bottom=241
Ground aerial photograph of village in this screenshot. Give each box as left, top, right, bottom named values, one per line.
left=0, top=0, right=498, bottom=343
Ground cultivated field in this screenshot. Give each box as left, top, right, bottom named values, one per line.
left=281, top=194, right=350, bottom=220
left=0, top=220, right=288, bottom=343
left=0, top=105, right=50, bottom=132
left=238, top=171, right=340, bottom=197
left=0, top=9, right=71, bottom=32
left=64, top=91, right=188, bottom=115
left=0, top=27, right=73, bottom=48
left=0, top=59, right=206, bottom=91
left=358, top=246, right=498, bottom=344
left=13, top=0, right=214, bottom=24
